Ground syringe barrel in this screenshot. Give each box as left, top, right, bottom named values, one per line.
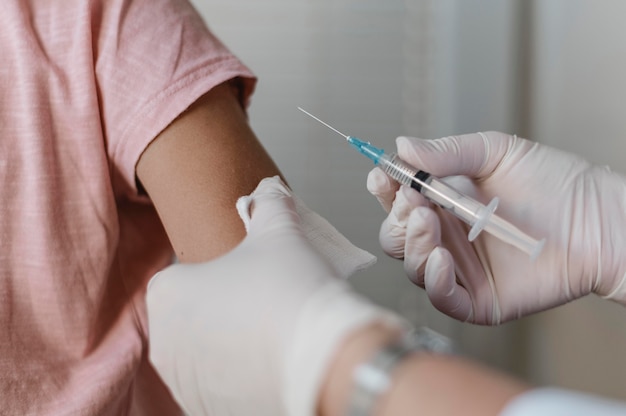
left=379, top=154, right=485, bottom=226
left=379, top=153, right=545, bottom=259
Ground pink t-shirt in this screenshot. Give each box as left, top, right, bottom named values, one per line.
left=0, top=0, right=255, bottom=414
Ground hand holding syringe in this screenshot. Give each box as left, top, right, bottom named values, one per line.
left=298, top=107, right=545, bottom=260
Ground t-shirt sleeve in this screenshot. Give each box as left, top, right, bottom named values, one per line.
left=94, top=0, right=256, bottom=197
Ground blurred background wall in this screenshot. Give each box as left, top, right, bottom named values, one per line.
left=191, top=0, right=626, bottom=400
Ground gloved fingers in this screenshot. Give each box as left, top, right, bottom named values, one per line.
left=402, top=206, right=441, bottom=287
left=246, top=176, right=302, bottom=236
left=423, top=247, right=474, bottom=322
left=367, top=167, right=400, bottom=213
left=379, top=186, right=428, bottom=259
left=395, top=132, right=515, bottom=180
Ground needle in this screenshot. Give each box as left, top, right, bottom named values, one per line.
left=297, top=107, right=349, bottom=140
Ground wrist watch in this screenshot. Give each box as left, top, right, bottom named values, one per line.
left=347, top=327, right=453, bottom=416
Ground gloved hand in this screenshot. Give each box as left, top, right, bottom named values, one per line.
left=146, top=176, right=402, bottom=416
left=367, top=132, right=626, bottom=324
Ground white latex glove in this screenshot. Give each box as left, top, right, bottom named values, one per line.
left=147, top=176, right=402, bottom=416
left=367, top=132, right=626, bottom=324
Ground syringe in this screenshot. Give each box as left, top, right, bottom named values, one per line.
left=298, top=107, right=545, bottom=260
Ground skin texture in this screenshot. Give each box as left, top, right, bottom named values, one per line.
left=136, top=81, right=282, bottom=263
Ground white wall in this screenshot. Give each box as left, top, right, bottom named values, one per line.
left=530, top=0, right=626, bottom=168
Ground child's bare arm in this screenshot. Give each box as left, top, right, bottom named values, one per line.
left=136, top=81, right=282, bottom=263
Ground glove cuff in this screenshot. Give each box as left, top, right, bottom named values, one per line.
left=283, top=282, right=407, bottom=416
left=588, top=167, right=626, bottom=306
left=601, top=270, right=626, bottom=306
left=600, top=170, right=626, bottom=306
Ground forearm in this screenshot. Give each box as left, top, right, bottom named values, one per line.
left=318, top=325, right=529, bottom=416
left=136, top=81, right=282, bottom=262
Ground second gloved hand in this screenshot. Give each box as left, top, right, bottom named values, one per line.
left=147, top=176, right=402, bottom=416
left=367, top=132, right=626, bottom=324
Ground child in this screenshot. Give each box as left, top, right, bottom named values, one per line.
left=0, top=0, right=279, bottom=413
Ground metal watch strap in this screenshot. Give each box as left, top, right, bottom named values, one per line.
left=346, top=327, right=453, bottom=416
